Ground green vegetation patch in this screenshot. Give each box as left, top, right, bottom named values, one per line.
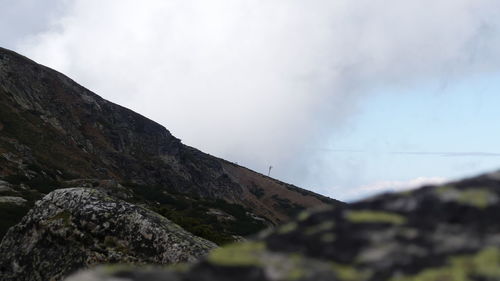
left=331, top=263, right=372, bottom=281
left=208, top=241, right=266, bottom=267
left=304, top=221, right=335, bottom=236
left=346, top=210, right=406, bottom=225
left=277, top=222, right=298, bottom=234
left=125, top=183, right=267, bottom=245
left=47, top=210, right=72, bottom=226
left=436, top=185, right=496, bottom=209
left=286, top=255, right=307, bottom=281
left=297, top=210, right=311, bottom=221
left=457, top=189, right=494, bottom=209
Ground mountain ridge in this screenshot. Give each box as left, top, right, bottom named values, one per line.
left=0, top=47, right=342, bottom=242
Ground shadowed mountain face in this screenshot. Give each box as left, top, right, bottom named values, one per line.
left=0, top=47, right=342, bottom=242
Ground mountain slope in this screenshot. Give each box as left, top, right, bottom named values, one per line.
left=0, top=47, right=342, bottom=242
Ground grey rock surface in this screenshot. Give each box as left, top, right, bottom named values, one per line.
left=0, top=196, right=26, bottom=205
left=0, top=180, right=13, bottom=192
left=0, top=188, right=216, bottom=281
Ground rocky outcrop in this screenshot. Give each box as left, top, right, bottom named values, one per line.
left=0, top=188, right=216, bottom=281
left=66, top=170, right=500, bottom=281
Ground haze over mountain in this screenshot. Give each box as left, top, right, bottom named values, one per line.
left=4, top=0, right=500, bottom=200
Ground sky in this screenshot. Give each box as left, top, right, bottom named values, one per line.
left=2, top=0, right=500, bottom=201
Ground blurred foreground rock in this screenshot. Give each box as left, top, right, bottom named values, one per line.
left=67, top=170, right=500, bottom=281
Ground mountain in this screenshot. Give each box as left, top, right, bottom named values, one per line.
left=0, top=47, right=342, bottom=243
left=66, top=170, right=500, bottom=281
left=3, top=47, right=499, bottom=281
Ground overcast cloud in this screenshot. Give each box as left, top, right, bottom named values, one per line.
left=342, top=176, right=449, bottom=200
left=0, top=0, right=68, bottom=49
left=4, top=0, right=500, bottom=198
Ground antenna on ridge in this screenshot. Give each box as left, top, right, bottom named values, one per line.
left=268, top=165, right=273, bottom=177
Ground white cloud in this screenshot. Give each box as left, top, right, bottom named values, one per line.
left=359, top=177, right=449, bottom=193
left=0, top=0, right=68, bottom=49
left=11, top=0, right=500, bottom=191
left=337, top=176, right=449, bottom=202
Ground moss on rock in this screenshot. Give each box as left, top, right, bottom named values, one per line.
left=345, top=210, right=406, bottom=225
left=207, top=242, right=266, bottom=267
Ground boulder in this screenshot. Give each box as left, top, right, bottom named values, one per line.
left=0, top=188, right=216, bottom=281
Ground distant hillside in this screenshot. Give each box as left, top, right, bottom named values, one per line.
left=0, top=47, right=343, bottom=243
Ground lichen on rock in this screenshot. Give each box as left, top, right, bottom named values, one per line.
left=0, top=188, right=216, bottom=281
